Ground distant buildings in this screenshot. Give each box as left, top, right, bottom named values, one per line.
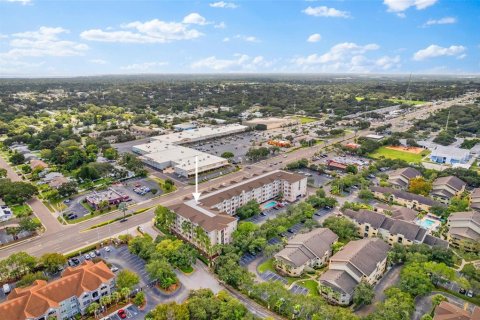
left=429, top=145, right=470, bottom=165
left=167, top=170, right=307, bottom=249
left=447, top=211, right=480, bottom=252
left=274, top=228, right=338, bottom=276
left=0, top=261, right=115, bottom=320
left=173, top=122, right=197, bottom=131
left=319, top=238, right=390, bottom=306
left=85, top=188, right=129, bottom=210
left=243, top=117, right=297, bottom=130
left=343, top=209, right=448, bottom=248
left=371, top=186, right=444, bottom=212
left=364, top=134, right=384, bottom=141
left=431, top=176, right=467, bottom=204
left=388, top=167, right=422, bottom=190
left=133, top=124, right=248, bottom=178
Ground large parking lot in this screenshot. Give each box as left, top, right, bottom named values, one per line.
left=293, top=168, right=332, bottom=188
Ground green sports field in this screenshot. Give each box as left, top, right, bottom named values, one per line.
left=369, top=146, right=430, bottom=163
left=292, top=116, right=318, bottom=124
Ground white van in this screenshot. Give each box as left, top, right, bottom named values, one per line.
left=3, top=284, right=11, bottom=294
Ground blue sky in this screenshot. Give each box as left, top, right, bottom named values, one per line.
left=0, top=0, right=479, bottom=76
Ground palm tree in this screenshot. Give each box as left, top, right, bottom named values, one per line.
left=181, top=220, right=193, bottom=239
left=100, top=295, right=111, bottom=308
left=119, top=202, right=127, bottom=221
left=111, top=291, right=121, bottom=304
left=120, top=287, right=130, bottom=302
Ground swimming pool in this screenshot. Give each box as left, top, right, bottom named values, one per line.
left=417, top=218, right=436, bottom=229
left=263, top=201, right=278, bottom=210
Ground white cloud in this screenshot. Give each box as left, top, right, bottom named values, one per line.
left=424, top=16, right=456, bottom=26
left=413, top=44, right=466, bottom=60
left=214, top=22, right=226, bottom=29
left=3, top=0, right=32, bottom=5
left=209, top=1, right=238, bottom=9
left=383, top=0, right=438, bottom=14
left=80, top=17, right=204, bottom=43
left=182, top=13, right=208, bottom=25
left=191, top=54, right=272, bottom=71
left=120, top=61, right=168, bottom=72
left=292, top=42, right=399, bottom=73
left=303, top=6, right=350, bottom=18
left=224, top=34, right=260, bottom=43
left=222, top=37, right=230, bottom=42
left=89, top=59, right=107, bottom=64
left=1, top=26, right=88, bottom=58
left=307, top=33, right=321, bottom=43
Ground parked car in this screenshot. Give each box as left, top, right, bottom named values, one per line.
left=84, top=254, right=91, bottom=260
left=3, top=284, right=11, bottom=294
left=260, top=212, right=267, bottom=216
left=117, top=309, right=127, bottom=319
left=89, top=251, right=96, bottom=258
left=111, top=266, right=119, bottom=272
left=95, top=250, right=101, bottom=256
left=459, top=288, right=466, bottom=294
left=466, top=290, right=474, bottom=297
left=104, top=246, right=111, bottom=252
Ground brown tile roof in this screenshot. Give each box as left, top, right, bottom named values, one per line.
left=433, top=301, right=477, bottom=320
left=168, top=203, right=237, bottom=232
left=0, top=261, right=114, bottom=320
left=274, top=228, right=338, bottom=268
left=199, top=170, right=305, bottom=207
left=390, top=167, right=421, bottom=180
left=330, top=238, right=390, bottom=277
left=433, top=176, right=467, bottom=192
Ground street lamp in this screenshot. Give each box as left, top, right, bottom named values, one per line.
left=119, top=202, right=128, bottom=222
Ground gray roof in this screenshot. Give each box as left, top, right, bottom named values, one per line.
left=390, top=167, right=422, bottom=180
left=433, top=176, right=467, bottom=192
left=274, top=228, right=338, bottom=268
left=344, top=209, right=445, bottom=245
left=448, top=211, right=480, bottom=242
left=330, top=238, right=390, bottom=276
left=471, top=188, right=480, bottom=199
left=423, top=234, right=449, bottom=248
left=371, top=186, right=443, bottom=207
left=391, top=206, right=418, bottom=222
left=319, top=269, right=358, bottom=295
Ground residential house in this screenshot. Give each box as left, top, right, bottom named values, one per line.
left=343, top=209, right=448, bottom=247
left=49, top=176, right=69, bottom=189
left=319, top=238, right=390, bottom=305
left=471, top=188, right=480, bottom=211
left=371, top=186, right=444, bottom=212
left=447, top=211, right=480, bottom=252
left=0, top=205, right=13, bottom=222
left=0, top=261, right=115, bottom=320
left=431, top=176, right=467, bottom=204
left=433, top=301, right=480, bottom=320
left=29, top=159, right=48, bottom=171
left=274, top=228, right=338, bottom=276
left=326, top=160, right=348, bottom=172
left=387, top=167, right=422, bottom=190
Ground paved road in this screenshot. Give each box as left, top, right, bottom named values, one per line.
left=0, top=93, right=477, bottom=260
left=0, top=156, right=63, bottom=234
left=355, top=265, right=402, bottom=317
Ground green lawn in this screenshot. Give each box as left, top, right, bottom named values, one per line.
left=292, top=116, right=318, bottom=124
left=258, top=258, right=275, bottom=273
left=386, top=98, right=426, bottom=105
left=11, top=204, right=32, bottom=218
left=179, top=265, right=194, bottom=274
left=355, top=97, right=365, bottom=102
left=297, top=280, right=319, bottom=296
left=369, top=146, right=430, bottom=164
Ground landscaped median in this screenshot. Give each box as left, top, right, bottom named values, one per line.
left=85, top=207, right=152, bottom=230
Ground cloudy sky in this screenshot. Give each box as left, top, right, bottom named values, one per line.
left=0, top=0, right=479, bottom=76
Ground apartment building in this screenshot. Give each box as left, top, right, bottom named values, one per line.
left=371, top=186, right=443, bottom=212
left=388, top=167, right=422, bottom=190
left=167, top=202, right=238, bottom=250
left=274, top=228, right=338, bottom=276
left=166, top=170, right=306, bottom=250
left=0, top=261, right=115, bottom=320
left=471, top=188, right=480, bottom=211
left=344, top=209, right=448, bottom=248
left=198, top=170, right=307, bottom=215
left=319, top=238, right=390, bottom=305
left=431, top=176, right=467, bottom=204
left=447, top=211, right=480, bottom=252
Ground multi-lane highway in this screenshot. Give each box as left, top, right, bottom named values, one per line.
left=0, top=92, right=477, bottom=259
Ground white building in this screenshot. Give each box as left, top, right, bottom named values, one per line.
left=0, top=205, right=13, bottom=222
left=429, top=145, right=470, bottom=165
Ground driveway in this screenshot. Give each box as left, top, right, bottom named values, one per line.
left=355, top=265, right=402, bottom=317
